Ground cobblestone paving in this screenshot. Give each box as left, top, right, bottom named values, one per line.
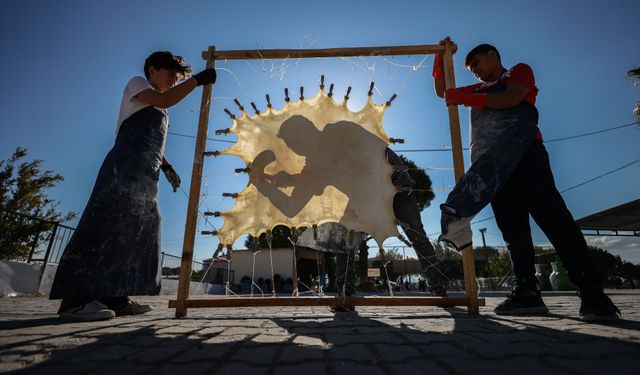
left=1, top=290, right=639, bottom=374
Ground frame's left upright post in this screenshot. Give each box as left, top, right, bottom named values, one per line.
left=175, top=46, right=216, bottom=318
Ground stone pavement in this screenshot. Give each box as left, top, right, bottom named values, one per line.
left=1, top=290, right=639, bottom=374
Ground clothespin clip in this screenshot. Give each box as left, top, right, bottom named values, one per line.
left=368, top=82, right=375, bottom=96
left=320, top=75, right=325, bottom=90
left=234, top=167, right=250, bottom=174
left=204, top=211, right=221, bottom=217
left=284, top=88, right=290, bottom=102
left=328, top=83, right=334, bottom=97
left=266, top=94, right=272, bottom=109
left=215, top=128, right=230, bottom=135
left=223, top=109, right=236, bottom=120
left=201, top=230, right=218, bottom=235
left=344, top=86, right=352, bottom=101
left=234, top=98, right=244, bottom=111
left=222, top=192, right=238, bottom=198
left=251, top=102, right=260, bottom=115
left=389, top=138, right=405, bottom=144
left=299, top=86, right=304, bottom=101
left=204, top=151, right=220, bottom=157
left=385, top=94, right=397, bottom=106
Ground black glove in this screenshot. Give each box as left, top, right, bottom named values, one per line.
left=161, top=163, right=181, bottom=192
left=193, top=68, right=216, bottom=86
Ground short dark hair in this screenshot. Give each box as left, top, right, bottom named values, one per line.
left=464, top=44, right=501, bottom=66
left=144, top=51, right=192, bottom=80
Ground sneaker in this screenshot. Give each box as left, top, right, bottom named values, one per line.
left=494, top=287, right=549, bottom=315
left=578, top=288, right=621, bottom=322
left=59, top=301, right=116, bottom=322
left=111, top=300, right=154, bottom=316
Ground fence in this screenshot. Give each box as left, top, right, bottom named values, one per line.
left=161, top=252, right=205, bottom=281
left=0, top=210, right=74, bottom=265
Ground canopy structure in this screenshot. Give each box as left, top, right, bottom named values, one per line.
left=576, top=199, right=640, bottom=237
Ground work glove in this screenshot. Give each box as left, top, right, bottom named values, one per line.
left=445, top=88, right=487, bottom=108
left=193, top=68, right=217, bottom=86
left=433, top=36, right=457, bottom=79
left=161, top=163, right=181, bottom=192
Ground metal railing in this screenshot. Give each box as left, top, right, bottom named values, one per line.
left=160, top=252, right=205, bottom=282
left=0, top=210, right=75, bottom=265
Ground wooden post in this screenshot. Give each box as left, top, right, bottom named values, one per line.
left=175, top=46, right=216, bottom=318
left=442, top=44, right=480, bottom=314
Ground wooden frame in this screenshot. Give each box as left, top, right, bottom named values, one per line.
left=173, top=44, right=482, bottom=317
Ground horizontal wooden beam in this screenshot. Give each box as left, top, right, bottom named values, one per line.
left=203, top=44, right=446, bottom=61
left=169, top=296, right=485, bottom=308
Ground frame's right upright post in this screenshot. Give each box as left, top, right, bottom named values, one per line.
left=442, top=43, right=480, bottom=314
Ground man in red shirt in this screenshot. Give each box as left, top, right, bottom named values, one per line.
left=433, top=38, right=620, bottom=322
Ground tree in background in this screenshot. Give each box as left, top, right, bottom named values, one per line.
left=628, top=66, right=640, bottom=121
left=0, top=147, right=76, bottom=260
left=398, top=155, right=435, bottom=211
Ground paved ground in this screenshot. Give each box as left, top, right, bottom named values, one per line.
left=1, top=290, right=639, bottom=374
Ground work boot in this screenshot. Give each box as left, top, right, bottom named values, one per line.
left=494, top=282, right=549, bottom=315
left=578, top=287, right=621, bottom=322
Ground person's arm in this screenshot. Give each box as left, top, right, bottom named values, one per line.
left=136, top=78, right=198, bottom=109
left=484, top=83, right=530, bottom=109
left=445, top=63, right=534, bottom=109
left=136, top=68, right=216, bottom=108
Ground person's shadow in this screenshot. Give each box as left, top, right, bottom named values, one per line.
left=251, top=115, right=391, bottom=224
left=4, top=307, right=640, bottom=374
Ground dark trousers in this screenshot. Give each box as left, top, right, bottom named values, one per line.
left=394, top=191, right=444, bottom=287
left=491, top=140, right=602, bottom=289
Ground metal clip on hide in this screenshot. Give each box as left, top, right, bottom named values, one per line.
left=344, top=86, right=352, bottom=101
left=222, top=192, right=238, bottom=198
left=223, top=109, right=236, bottom=120
left=250, top=102, right=260, bottom=115
left=234, top=167, right=250, bottom=174
left=368, top=82, right=375, bottom=96
left=385, top=94, right=397, bottom=106
left=234, top=98, right=244, bottom=111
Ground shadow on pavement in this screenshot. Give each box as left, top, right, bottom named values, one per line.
left=4, top=307, right=640, bottom=374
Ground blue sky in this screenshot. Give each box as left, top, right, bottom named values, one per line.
left=1, top=0, right=639, bottom=263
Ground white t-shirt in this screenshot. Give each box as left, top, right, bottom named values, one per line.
left=115, top=76, right=168, bottom=136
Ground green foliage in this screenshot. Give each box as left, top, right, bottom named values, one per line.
left=0, top=147, right=76, bottom=260
left=487, top=249, right=512, bottom=278
left=587, top=246, right=640, bottom=283
left=398, top=155, right=435, bottom=211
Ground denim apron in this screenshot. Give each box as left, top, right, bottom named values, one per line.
left=50, top=107, right=167, bottom=299
left=439, top=74, right=539, bottom=248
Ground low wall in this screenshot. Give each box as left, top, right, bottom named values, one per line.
left=0, top=260, right=42, bottom=296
